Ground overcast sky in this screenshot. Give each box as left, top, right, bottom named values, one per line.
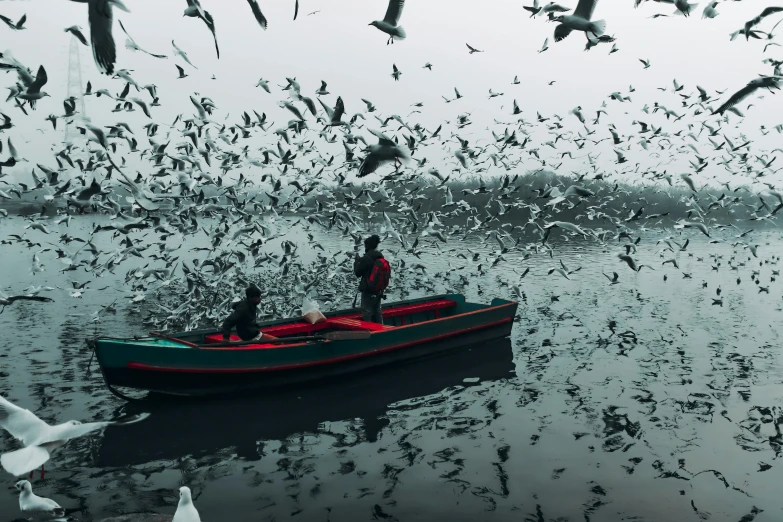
left=1, top=0, right=782, bottom=185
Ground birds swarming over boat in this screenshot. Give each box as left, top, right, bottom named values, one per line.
left=1, top=0, right=783, bottom=519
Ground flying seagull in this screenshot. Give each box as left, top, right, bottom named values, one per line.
left=713, top=76, right=781, bottom=115
left=552, top=0, right=606, bottom=42
left=319, top=96, right=347, bottom=127
left=0, top=13, right=27, bottom=30
left=172, top=40, right=197, bottom=68
left=64, top=26, right=89, bottom=46
left=118, top=19, right=167, bottom=58
left=247, top=0, right=268, bottom=29
left=370, top=0, right=406, bottom=44
left=0, top=394, right=150, bottom=476
left=745, top=7, right=783, bottom=40
left=175, top=64, right=189, bottom=79
left=466, top=43, right=484, bottom=54
left=184, top=0, right=219, bottom=58
left=0, top=292, right=53, bottom=313
left=358, top=130, right=410, bottom=177
left=70, top=0, right=130, bottom=75
left=702, top=1, right=719, bottom=18
left=524, top=0, right=542, bottom=17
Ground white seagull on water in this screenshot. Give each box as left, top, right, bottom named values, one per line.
left=370, top=0, right=406, bottom=44
left=173, top=486, right=202, bottom=522
left=0, top=394, right=150, bottom=476
left=14, top=480, right=65, bottom=519
left=551, top=0, right=606, bottom=42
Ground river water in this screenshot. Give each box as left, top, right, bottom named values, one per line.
left=1, top=214, right=782, bottom=521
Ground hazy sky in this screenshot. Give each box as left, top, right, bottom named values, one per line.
left=1, top=0, right=782, bottom=186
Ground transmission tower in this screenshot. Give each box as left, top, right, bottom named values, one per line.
left=64, top=35, right=87, bottom=144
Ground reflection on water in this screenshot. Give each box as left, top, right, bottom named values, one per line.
left=97, top=338, right=515, bottom=467
left=2, top=215, right=783, bottom=521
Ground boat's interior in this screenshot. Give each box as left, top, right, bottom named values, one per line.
left=200, top=298, right=460, bottom=345
left=145, top=296, right=514, bottom=348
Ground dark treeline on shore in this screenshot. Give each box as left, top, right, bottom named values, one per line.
left=307, top=170, right=777, bottom=230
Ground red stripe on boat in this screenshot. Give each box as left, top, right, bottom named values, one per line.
left=125, top=317, right=513, bottom=374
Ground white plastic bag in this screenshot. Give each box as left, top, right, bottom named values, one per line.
left=302, top=296, right=327, bottom=324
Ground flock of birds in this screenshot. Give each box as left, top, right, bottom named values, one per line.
left=0, top=0, right=783, bottom=520
left=12, top=479, right=202, bottom=522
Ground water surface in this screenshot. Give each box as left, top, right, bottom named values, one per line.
left=1, top=215, right=782, bottom=521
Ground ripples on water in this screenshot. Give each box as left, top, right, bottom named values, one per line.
left=1, top=215, right=782, bottom=521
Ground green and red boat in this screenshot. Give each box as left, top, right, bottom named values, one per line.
left=93, top=294, right=518, bottom=398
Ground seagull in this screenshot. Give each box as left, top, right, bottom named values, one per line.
left=541, top=2, right=571, bottom=16
left=423, top=62, right=433, bottom=70
left=603, top=271, right=620, bottom=284
left=674, top=220, right=711, bottom=237
left=639, top=58, right=651, bottom=69
left=618, top=254, right=652, bottom=272
left=358, top=130, right=410, bottom=177
left=69, top=0, right=130, bottom=75
left=0, top=13, right=27, bottom=30
left=175, top=64, right=189, bottom=79
left=172, top=40, right=197, bottom=68
left=680, top=173, right=697, bottom=191
left=315, top=81, right=329, bottom=95
left=539, top=37, right=550, bottom=53
left=648, top=0, right=697, bottom=16
left=370, top=0, right=406, bottom=45
left=118, top=20, right=167, bottom=58
left=0, top=291, right=53, bottom=313
left=673, top=0, right=698, bottom=17
left=17, top=65, right=49, bottom=104
left=64, top=25, right=89, bottom=46
left=524, top=0, right=542, bottom=17
left=713, top=76, right=781, bottom=115
left=15, top=480, right=65, bottom=519
left=702, top=1, right=719, bottom=18
left=247, top=0, right=268, bottom=29
left=319, top=96, right=347, bottom=127
left=543, top=220, right=593, bottom=238
left=745, top=7, right=783, bottom=39
left=466, top=43, right=484, bottom=54
left=552, top=0, right=605, bottom=41
left=184, top=0, right=219, bottom=58
left=0, top=394, right=150, bottom=476
left=391, top=63, right=402, bottom=81
left=173, top=487, right=201, bottom=522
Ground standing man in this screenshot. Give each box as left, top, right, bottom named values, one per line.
left=221, top=285, right=278, bottom=342
left=353, top=234, right=391, bottom=324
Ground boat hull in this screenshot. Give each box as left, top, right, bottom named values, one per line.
left=96, top=337, right=515, bottom=466
left=95, top=295, right=517, bottom=397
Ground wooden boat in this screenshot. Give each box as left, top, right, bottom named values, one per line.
left=92, top=294, right=517, bottom=398
left=96, top=337, right=515, bottom=466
